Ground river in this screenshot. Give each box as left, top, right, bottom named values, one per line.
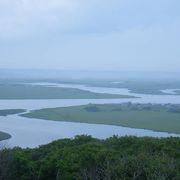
left=0, top=82, right=180, bottom=148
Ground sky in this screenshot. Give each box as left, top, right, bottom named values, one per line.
left=0, top=0, right=180, bottom=72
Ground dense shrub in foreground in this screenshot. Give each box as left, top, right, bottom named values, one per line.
left=0, top=135, right=180, bottom=180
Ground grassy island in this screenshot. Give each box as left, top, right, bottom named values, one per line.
left=0, top=131, right=11, bottom=141
left=0, top=84, right=136, bottom=99
left=0, top=109, right=26, bottom=116
left=21, top=103, right=180, bottom=133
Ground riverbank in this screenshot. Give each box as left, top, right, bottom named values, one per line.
left=0, top=109, right=26, bottom=116
left=21, top=103, right=180, bottom=134
left=0, top=84, right=135, bottom=99
left=0, top=131, right=11, bottom=141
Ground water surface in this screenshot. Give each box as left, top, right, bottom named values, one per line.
left=1, top=82, right=180, bottom=148
left=1, top=114, right=179, bottom=148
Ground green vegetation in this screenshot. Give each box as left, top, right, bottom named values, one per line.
left=21, top=103, right=180, bottom=133
left=0, top=135, right=179, bottom=179
left=89, top=80, right=180, bottom=95
left=0, top=109, right=26, bottom=116
left=0, top=84, right=135, bottom=99
left=0, top=131, right=11, bottom=141
left=1, top=78, right=180, bottom=95
left=52, top=79, right=180, bottom=95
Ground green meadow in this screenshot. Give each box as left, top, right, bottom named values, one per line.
left=0, top=131, right=11, bottom=141
left=0, top=109, right=26, bottom=116
left=0, top=84, right=135, bottom=99
left=21, top=103, right=180, bottom=134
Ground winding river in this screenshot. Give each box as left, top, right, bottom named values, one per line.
left=0, top=82, right=180, bottom=148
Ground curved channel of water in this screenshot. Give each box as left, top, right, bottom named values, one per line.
left=0, top=83, right=180, bottom=148
left=28, top=82, right=180, bottom=104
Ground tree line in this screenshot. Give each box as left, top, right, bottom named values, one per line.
left=0, top=135, right=180, bottom=180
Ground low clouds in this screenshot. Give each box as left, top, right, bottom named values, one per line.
left=0, top=0, right=180, bottom=71
left=0, top=0, right=178, bottom=38
left=0, top=0, right=77, bottom=38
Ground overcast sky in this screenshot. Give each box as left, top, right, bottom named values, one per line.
left=0, top=0, right=179, bottom=72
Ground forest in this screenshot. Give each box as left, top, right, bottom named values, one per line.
left=0, top=135, right=179, bottom=180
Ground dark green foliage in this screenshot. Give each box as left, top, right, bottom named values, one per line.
left=84, top=106, right=100, bottom=112
left=0, top=136, right=180, bottom=180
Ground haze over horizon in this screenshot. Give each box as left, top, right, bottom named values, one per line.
left=0, top=0, right=179, bottom=72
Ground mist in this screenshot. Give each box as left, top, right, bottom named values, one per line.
left=0, top=0, right=180, bottom=72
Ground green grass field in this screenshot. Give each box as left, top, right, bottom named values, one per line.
left=0, top=84, right=135, bottom=99
left=0, top=131, right=11, bottom=141
left=0, top=109, right=26, bottom=116
left=37, top=79, right=180, bottom=95
left=21, top=103, right=180, bottom=134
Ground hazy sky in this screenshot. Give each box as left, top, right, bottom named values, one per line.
left=0, top=0, right=180, bottom=71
